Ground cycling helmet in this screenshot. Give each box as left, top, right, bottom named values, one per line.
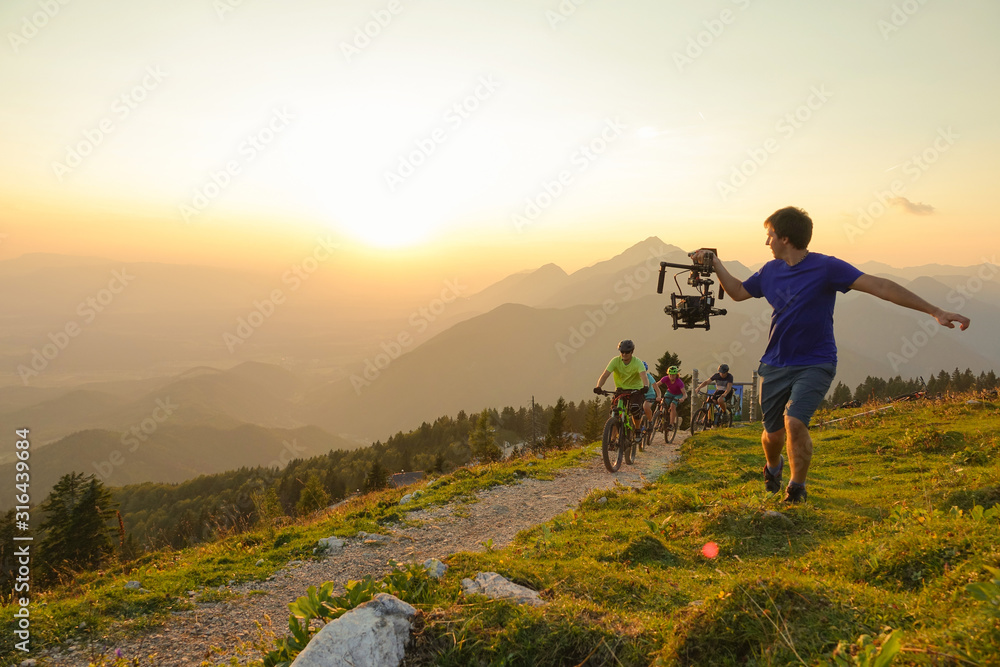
left=719, top=364, right=730, bottom=373
left=643, top=361, right=649, bottom=370
left=667, top=366, right=680, bottom=375
left=618, top=339, right=635, bottom=354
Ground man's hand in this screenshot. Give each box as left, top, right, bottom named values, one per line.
left=593, top=387, right=603, bottom=394
left=934, top=309, right=971, bottom=330
left=690, top=248, right=716, bottom=267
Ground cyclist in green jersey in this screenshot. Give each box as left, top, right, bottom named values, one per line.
left=594, top=339, right=650, bottom=424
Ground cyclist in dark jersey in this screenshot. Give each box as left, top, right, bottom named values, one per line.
left=696, top=364, right=734, bottom=425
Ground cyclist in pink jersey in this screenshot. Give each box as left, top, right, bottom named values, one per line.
left=657, top=366, right=687, bottom=432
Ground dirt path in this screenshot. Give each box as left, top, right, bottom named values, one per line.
left=40, top=431, right=687, bottom=666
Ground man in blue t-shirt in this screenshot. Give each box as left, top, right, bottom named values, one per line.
left=691, top=206, right=970, bottom=503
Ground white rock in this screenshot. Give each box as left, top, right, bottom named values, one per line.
left=423, top=558, right=447, bottom=579
left=318, top=536, right=345, bottom=552
left=460, top=572, right=544, bottom=607
left=399, top=494, right=413, bottom=505
left=290, top=593, right=417, bottom=667
left=597, top=497, right=608, bottom=504
left=124, top=581, right=142, bottom=590
left=256, top=559, right=265, bottom=566
left=358, top=531, right=389, bottom=543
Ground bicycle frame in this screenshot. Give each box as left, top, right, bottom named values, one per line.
left=611, top=393, right=639, bottom=436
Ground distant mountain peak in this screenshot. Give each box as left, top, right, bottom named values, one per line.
left=535, top=262, right=568, bottom=276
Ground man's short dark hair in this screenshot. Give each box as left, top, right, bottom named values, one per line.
left=765, top=206, right=812, bottom=249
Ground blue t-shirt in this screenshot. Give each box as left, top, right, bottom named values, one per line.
left=742, top=253, right=863, bottom=367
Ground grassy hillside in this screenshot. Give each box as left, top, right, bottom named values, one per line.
left=3, top=395, right=999, bottom=665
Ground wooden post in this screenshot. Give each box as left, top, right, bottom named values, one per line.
left=691, top=368, right=699, bottom=436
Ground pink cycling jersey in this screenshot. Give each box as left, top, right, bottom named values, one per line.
left=658, top=376, right=685, bottom=395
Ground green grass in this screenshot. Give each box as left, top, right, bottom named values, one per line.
left=404, top=397, right=1000, bottom=666
left=5, top=398, right=1000, bottom=665
left=0, top=445, right=590, bottom=664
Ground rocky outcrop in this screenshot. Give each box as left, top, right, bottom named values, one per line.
left=461, top=571, right=545, bottom=607
left=290, top=593, right=418, bottom=667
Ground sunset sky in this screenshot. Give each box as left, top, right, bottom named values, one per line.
left=2, top=0, right=998, bottom=288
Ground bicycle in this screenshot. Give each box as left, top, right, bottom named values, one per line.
left=891, top=377, right=926, bottom=403
left=658, top=395, right=683, bottom=444
left=693, top=391, right=733, bottom=432
left=596, top=389, right=645, bottom=472
left=642, top=400, right=662, bottom=451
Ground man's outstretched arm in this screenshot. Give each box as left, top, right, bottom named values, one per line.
left=850, top=274, right=971, bottom=330
left=691, top=249, right=753, bottom=302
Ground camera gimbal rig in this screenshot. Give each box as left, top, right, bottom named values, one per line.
left=656, top=249, right=728, bottom=330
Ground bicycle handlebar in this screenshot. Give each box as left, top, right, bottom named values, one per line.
left=595, top=388, right=647, bottom=397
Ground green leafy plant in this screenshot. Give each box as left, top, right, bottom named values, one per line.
left=966, top=566, right=1000, bottom=616
left=828, top=629, right=903, bottom=667
left=263, top=561, right=432, bottom=666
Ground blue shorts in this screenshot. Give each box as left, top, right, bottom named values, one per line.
left=758, top=362, right=835, bottom=433
left=662, top=392, right=683, bottom=406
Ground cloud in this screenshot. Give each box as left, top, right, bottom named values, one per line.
left=889, top=196, right=935, bottom=216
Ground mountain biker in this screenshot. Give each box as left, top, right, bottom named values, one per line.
left=594, top=340, right=649, bottom=425
left=696, top=364, right=734, bottom=425
left=691, top=206, right=970, bottom=503
left=642, top=361, right=662, bottom=434
left=656, top=366, right=687, bottom=431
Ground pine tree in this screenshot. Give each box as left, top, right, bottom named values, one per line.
left=583, top=398, right=605, bottom=442
left=959, top=368, right=976, bottom=392
left=38, top=473, right=117, bottom=582
left=830, top=381, right=852, bottom=406
left=544, top=397, right=570, bottom=450
left=363, top=459, right=390, bottom=493
left=252, top=486, right=284, bottom=530
left=936, top=369, right=951, bottom=394
left=296, top=472, right=330, bottom=516
left=0, top=509, right=17, bottom=603
left=654, top=350, right=683, bottom=379
left=432, top=451, right=447, bottom=474
left=469, top=409, right=503, bottom=462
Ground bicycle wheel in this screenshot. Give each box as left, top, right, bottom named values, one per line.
left=622, top=418, right=635, bottom=465
left=602, top=417, right=624, bottom=472
left=638, top=416, right=651, bottom=452
left=692, top=407, right=709, bottom=433
left=722, top=408, right=733, bottom=428
left=665, top=413, right=679, bottom=443
left=648, top=409, right=662, bottom=448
